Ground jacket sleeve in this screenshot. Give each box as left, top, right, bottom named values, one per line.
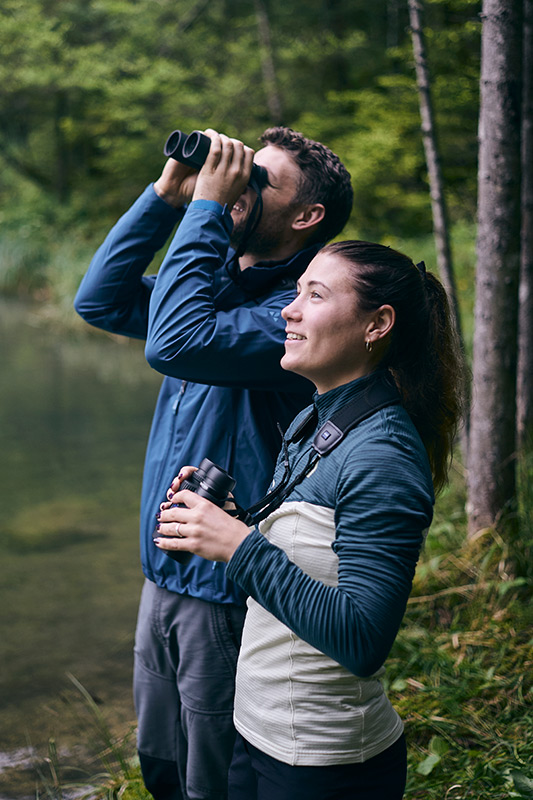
left=226, top=434, right=433, bottom=677
left=74, top=185, right=182, bottom=339
left=144, top=200, right=309, bottom=391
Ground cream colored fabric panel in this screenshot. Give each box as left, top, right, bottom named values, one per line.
left=234, top=501, right=403, bottom=766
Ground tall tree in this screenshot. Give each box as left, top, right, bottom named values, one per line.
left=467, top=0, right=523, bottom=534
left=517, top=0, right=533, bottom=447
left=407, top=0, right=464, bottom=348
left=253, top=0, right=283, bottom=123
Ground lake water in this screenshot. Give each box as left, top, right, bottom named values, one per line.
left=0, top=299, right=162, bottom=798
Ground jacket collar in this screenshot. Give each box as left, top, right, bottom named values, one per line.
left=313, top=370, right=392, bottom=426
left=227, top=242, right=323, bottom=297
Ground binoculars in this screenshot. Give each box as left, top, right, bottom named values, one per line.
left=164, top=130, right=269, bottom=190
left=156, top=458, right=236, bottom=566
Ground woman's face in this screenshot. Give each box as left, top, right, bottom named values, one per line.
left=281, top=252, right=377, bottom=394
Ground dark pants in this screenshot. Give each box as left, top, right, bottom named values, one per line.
left=133, top=579, right=246, bottom=800
left=228, top=732, right=407, bottom=800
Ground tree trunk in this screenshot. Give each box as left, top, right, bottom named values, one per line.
left=408, top=0, right=469, bottom=458
left=517, top=0, right=533, bottom=446
left=388, top=0, right=401, bottom=48
left=54, top=90, right=70, bottom=205
left=253, top=0, right=283, bottom=124
left=407, top=0, right=463, bottom=346
left=467, top=0, right=523, bottom=534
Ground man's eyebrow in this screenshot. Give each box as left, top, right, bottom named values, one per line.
left=265, top=169, right=280, bottom=188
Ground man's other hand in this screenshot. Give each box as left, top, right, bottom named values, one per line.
left=154, top=158, right=199, bottom=209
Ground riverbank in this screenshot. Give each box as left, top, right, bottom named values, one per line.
left=0, top=300, right=160, bottom=799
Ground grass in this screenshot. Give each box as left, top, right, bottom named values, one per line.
left=33, top=675, right=146, bottom=800
left=0, top=216, right=169, bottom=331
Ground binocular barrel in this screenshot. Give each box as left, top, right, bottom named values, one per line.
left=164, top=130, right=269, bottom=190
left=157, top=458, right=236, bottom=566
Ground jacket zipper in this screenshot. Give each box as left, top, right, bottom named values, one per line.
left=172, top=380, right=187, bottom=414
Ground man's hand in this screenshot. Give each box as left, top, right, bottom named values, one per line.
left=154, top=159, right=199, bottom=209
left=192, top=130, right=255, bottom=208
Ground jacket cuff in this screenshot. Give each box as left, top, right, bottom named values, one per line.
left=227, top=527, right=267, bottom=586
left=187, top=199, right=234, bottom=234
left=188, top=198, right=224, bottom=214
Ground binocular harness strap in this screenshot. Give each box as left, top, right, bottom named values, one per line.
left=239, top=372, right=402, bottom=526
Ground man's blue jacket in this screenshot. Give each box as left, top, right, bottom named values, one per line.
left=74, top=185, right=316, bottom=606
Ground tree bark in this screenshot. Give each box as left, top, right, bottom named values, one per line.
left=54, top=89, right=70, bottom=205
left=517, top=0, right=533, bottom=446
left=408, top=0, right=469, bottom=459
left=253, top=0, right=283, bottom=124
left=407, top=0, right=464, bottom=346
left=467, top=0, right=523, bottom=534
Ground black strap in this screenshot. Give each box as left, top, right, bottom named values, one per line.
left=226, top=176, right=265, bottom=284
left=240, top=372, right=401, bottom=526
left=312, top=372, right=401, bottom=455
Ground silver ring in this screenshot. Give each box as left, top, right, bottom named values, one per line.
left=175, top=522, right=184, bottom=538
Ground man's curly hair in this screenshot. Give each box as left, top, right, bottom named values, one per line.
left=260, top=126, right=353, bottom=244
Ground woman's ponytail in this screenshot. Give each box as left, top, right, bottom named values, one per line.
left=322, top=240, right=468, bottom=492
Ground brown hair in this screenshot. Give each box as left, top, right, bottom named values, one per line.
left=260, top=127, right=353, bottom=244
left=322, top=240, right=467, bottom=492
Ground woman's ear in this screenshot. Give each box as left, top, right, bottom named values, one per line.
left=366, top=305, right=395, bottom=343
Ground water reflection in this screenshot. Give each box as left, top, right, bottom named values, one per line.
left=0, top=299, right=161, bottom=797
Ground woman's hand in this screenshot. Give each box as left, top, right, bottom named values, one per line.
left=154, top=467, right=252, bottom=562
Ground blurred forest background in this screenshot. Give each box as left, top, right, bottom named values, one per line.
left=0, top=0, right=532, bottom=799
left=0, top=0, right=479, bottom=270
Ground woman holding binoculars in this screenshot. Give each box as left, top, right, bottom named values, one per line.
left=154, top=240, right=466, bottom=800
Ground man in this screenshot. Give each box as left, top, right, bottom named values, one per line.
left=74, top=126, right=353, bottom=800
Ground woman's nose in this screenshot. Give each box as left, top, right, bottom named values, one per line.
left=282, top=296, right=301, bottom=321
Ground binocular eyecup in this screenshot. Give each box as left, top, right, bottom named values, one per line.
left=164, top=130, right=269, bottom=191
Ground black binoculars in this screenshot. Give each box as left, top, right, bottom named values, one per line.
left=164, top=130, right=269, bottom=190
left=156, top=458, right=236, bottom=566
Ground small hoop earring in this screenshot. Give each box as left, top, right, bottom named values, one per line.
left=365, top=339, right=373, bottom=353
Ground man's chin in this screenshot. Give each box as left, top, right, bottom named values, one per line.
left=229, top=223, right=248, bottom=250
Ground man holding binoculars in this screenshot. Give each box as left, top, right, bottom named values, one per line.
left=75, top=126, right=353, bottom=800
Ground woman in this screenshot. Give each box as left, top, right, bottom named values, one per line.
left=154, top=241, right=466, bottom=800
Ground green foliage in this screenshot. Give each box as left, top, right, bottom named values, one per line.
left=0, top=0, right=480, bottom=239
left=385, top=465, right=533, bottom=799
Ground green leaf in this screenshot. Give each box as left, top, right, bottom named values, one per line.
left=429, top=736, right=450, bottom=756
left=416, top=753, right=441, bottom=776
left=391, top=678, right=408, bottom=691
left=497, top=578, right=529, bottom=596
left=511, top=771, right=533, bottom=798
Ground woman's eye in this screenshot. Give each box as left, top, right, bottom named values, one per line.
left=310, top=291, right=322, bottom=299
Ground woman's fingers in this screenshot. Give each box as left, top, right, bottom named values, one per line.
left=168, top=466, right=198, bottom=497
left=154, top=491, right=251, bottom=563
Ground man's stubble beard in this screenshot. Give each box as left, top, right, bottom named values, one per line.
left=230, top=205, right=295, bottom=262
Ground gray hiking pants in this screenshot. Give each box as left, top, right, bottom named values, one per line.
left=134, top=579, right=246, bottom=800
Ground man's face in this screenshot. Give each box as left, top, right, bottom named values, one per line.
left=230, top=145, right=304, bottom=260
